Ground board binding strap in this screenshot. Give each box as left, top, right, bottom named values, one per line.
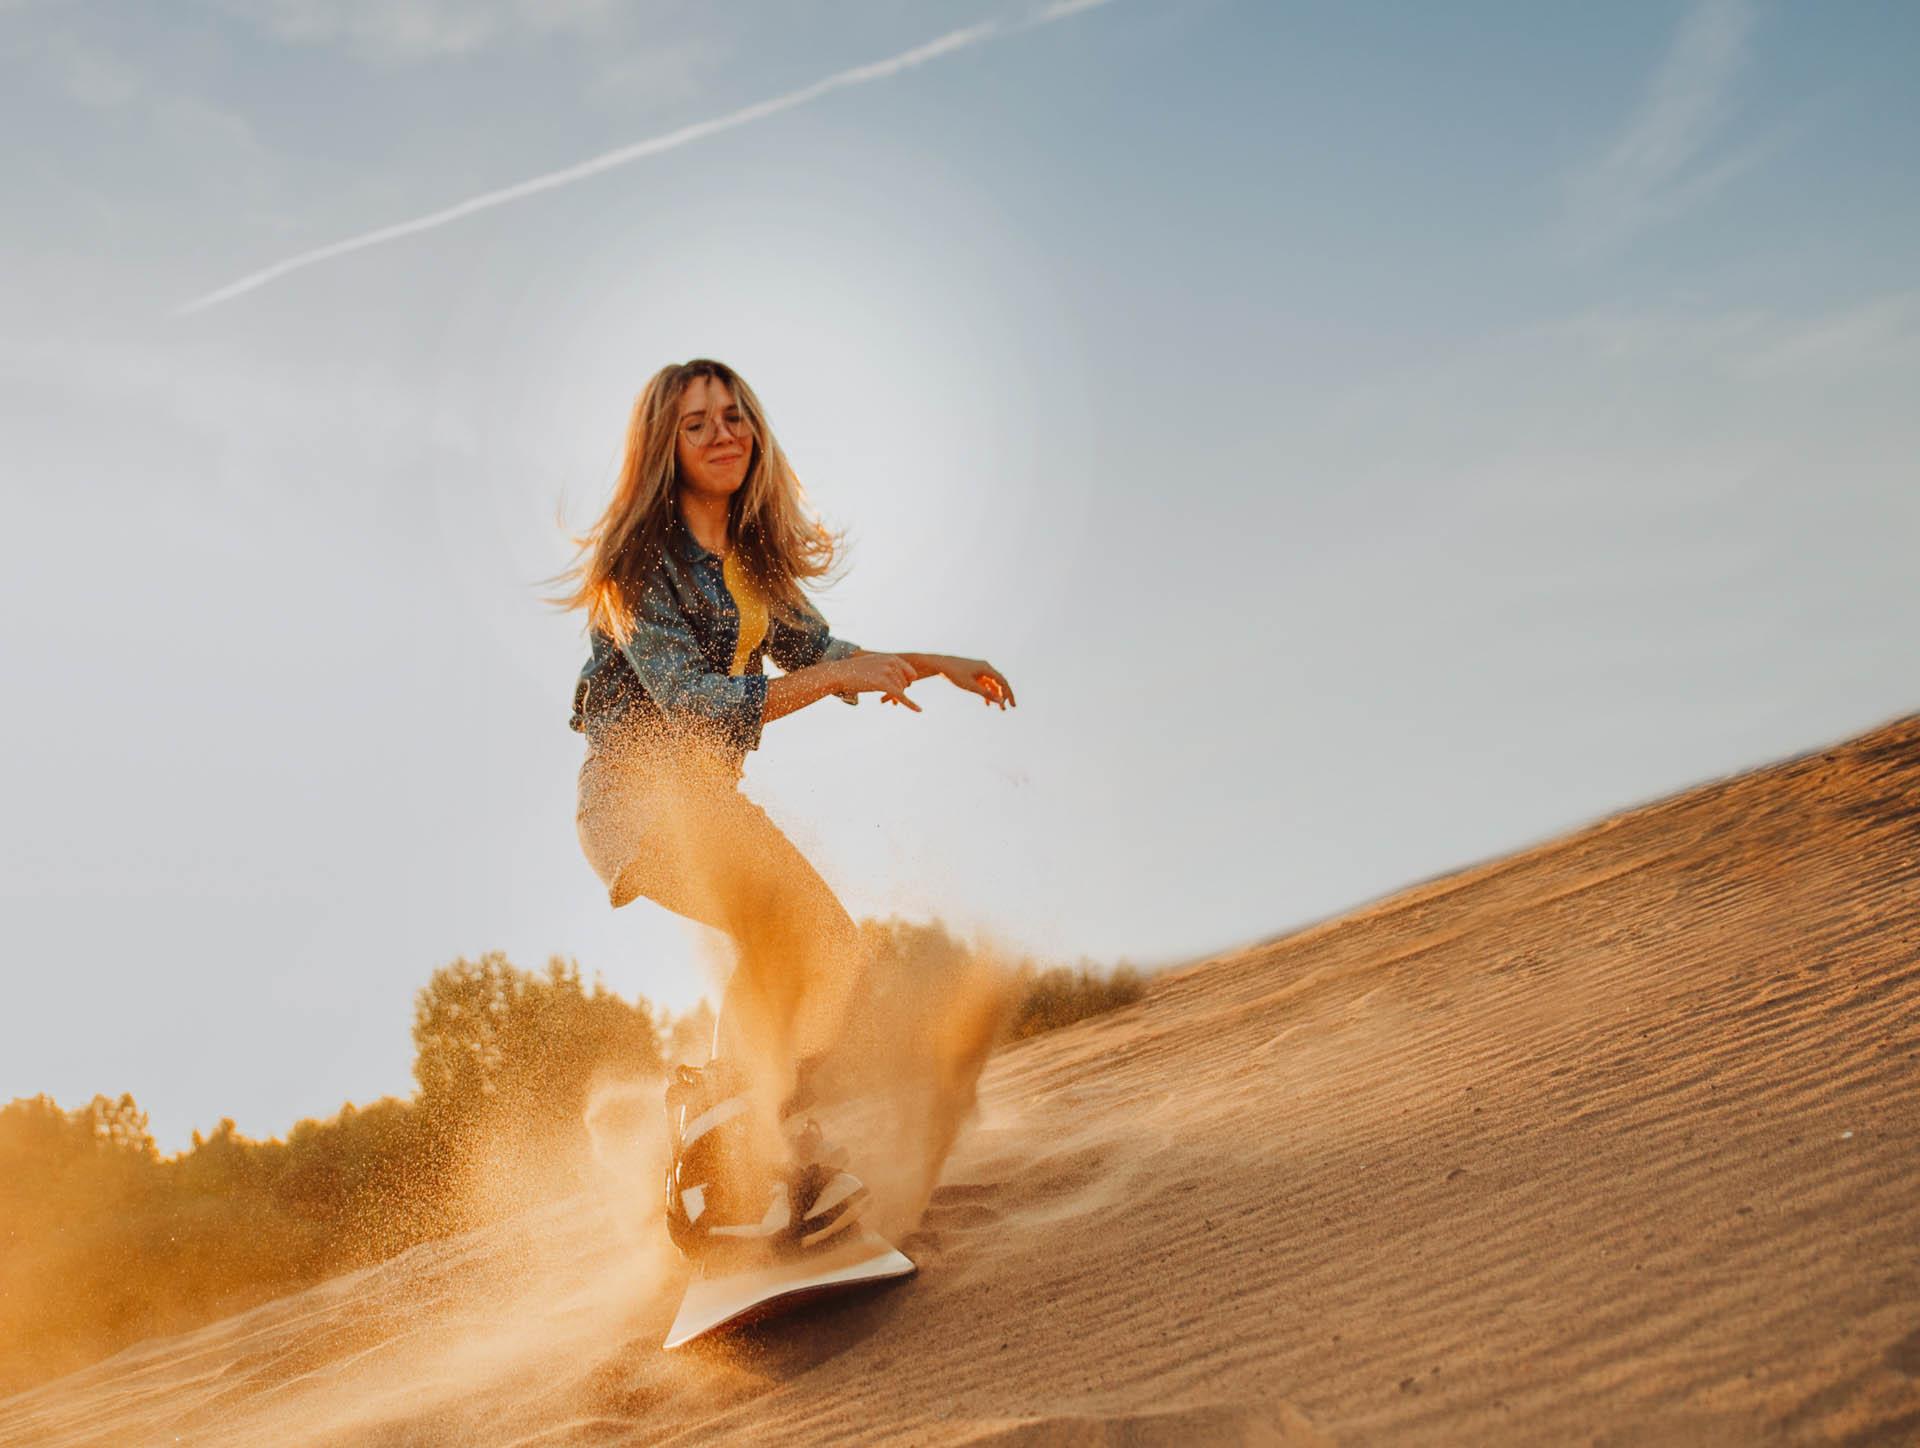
left=661, top=1059, right=915, bottom=1349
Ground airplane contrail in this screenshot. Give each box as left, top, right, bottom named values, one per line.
left=177, top=0, right=1117, bottom=315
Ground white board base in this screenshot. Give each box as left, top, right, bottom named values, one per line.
left=663, top=1227, right=916, bottom=1350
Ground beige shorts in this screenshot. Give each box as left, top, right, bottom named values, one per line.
left=576, top=729, right=864, bottom=1070
left=574, top=732, right=846, bottom=936
left=577, top=735, right=675, bottom=910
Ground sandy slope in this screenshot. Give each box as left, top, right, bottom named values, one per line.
left=6, top=716, right=1919, bottom=1446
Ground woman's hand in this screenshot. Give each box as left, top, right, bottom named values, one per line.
left=933, top=656, right=1016, bottom=710
left=830, top=652, right=923, bottom=711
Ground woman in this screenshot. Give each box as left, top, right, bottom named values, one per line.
left=551, top=359, right=1014, bottom=1256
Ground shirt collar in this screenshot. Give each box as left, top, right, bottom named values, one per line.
left=666, top=506, right=720, bottom=566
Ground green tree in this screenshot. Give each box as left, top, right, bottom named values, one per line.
left=412, top=953, right=664, bottom=1127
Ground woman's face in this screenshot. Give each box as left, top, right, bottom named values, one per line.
left=673, top=374, right=754, bottom=501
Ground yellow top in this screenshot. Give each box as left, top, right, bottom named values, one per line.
left=721, top=550, right=769, bottom=677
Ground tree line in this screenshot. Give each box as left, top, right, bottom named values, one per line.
left=0, top=921, right=1140, bottom=1396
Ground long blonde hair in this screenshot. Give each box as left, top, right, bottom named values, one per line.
left=546, top=359, right=842, bottom=645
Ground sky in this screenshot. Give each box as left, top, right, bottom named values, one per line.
left=3, top=0, right=1917, bottom=1151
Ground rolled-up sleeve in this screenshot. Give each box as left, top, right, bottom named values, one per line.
left=619, top=579, right=770, bottom=751
left=767, top=599, right=861, bottom=705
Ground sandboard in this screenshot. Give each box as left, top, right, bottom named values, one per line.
left=663, top=1227, right=915, bottom=1350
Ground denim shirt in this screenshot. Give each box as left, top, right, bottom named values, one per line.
left=568, top=516, right=860, bottom=761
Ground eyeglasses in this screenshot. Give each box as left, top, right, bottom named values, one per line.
left=680, top=409, right=753, bottom=447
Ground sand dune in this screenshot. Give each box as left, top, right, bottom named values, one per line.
left=6, top=716, right=1919, bottom=1445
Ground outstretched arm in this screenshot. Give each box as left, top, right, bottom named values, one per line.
left=763, top=651, right=1016, bottom=723
left=765, top=652, right=920, bottom=722
left=762, top=596, right=1015, bottom=716
left=893, top=652, right=1017, bottom=709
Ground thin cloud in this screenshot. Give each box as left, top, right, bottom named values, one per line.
left=1553, top=291, right=1920, bottom=381
left=1562, top=0, right=1759, bottom=254
left=213, top=0, right=627, bottom=63
left=177, top=0, right=1117, bottom=316
left=1730, top=291, right=1920, bottom=381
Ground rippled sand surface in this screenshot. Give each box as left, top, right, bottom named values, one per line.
left=6, top=717, right=1918, bottom=1445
